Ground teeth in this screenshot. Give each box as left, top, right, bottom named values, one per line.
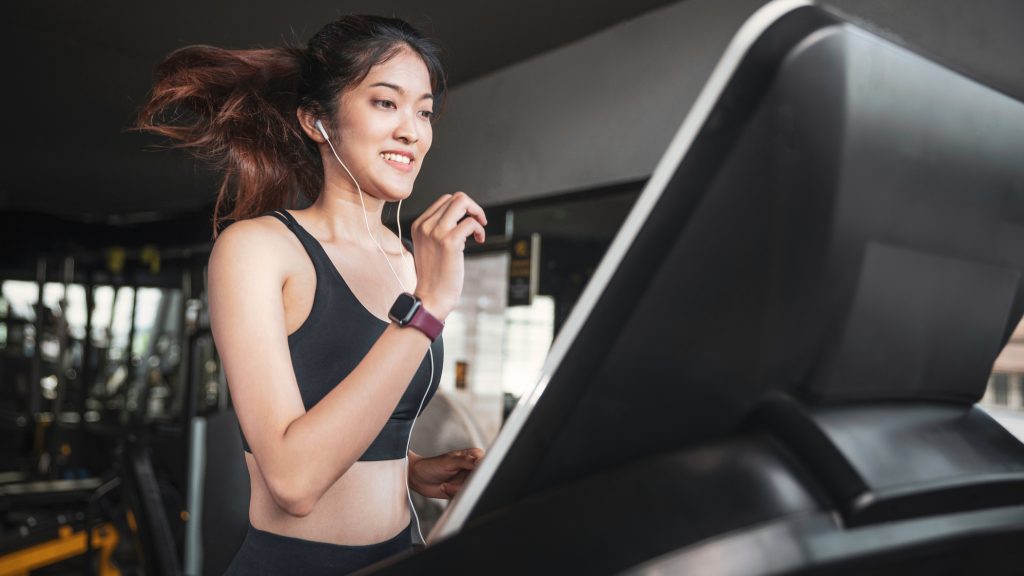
left=381, top=153, right=411, bottom=164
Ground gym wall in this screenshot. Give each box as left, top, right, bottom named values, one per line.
left=411, top=0, right=1024, bottom=213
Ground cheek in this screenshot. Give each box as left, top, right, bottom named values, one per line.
left=421, top=129, right=434, bottom=155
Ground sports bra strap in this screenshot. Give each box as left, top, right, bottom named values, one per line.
left=262, top=209, right=415, bottom=256
left=261, top=210, right=297, bottom=229
left=259, top=210, right=325, bottom=277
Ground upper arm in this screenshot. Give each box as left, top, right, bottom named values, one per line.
left=208, top=219, right=306, bottom=463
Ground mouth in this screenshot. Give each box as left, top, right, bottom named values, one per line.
left=380, top=151, right=415, bottom=172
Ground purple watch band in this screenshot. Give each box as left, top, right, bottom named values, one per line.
left=408, top=303, right=444, bottom=341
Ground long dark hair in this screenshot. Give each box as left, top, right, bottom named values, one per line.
left=136, top=15, right=446, bottom=236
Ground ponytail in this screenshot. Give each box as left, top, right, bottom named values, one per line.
left=136, top=46, right=322, bottom=236
left=137, top=15, right=446, bottom=238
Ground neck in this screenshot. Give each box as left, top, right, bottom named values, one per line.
left=307, top=178, right=396, bottom=250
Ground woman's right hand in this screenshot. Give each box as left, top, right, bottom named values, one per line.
left=411, top=192, right=487, bottom=320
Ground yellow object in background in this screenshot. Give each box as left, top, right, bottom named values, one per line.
left=106, top=247, right=126, bottom=275
left=140, top=245, right=161, bottom=275
left=0, top=522, right=120, bottom=576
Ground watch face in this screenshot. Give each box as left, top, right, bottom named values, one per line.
left=388, top=293, right=420, bottom=325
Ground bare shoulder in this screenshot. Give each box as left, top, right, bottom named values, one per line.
left=208, top=215, right=298, bottom=281
left=207, top=216, right=300, bottom=349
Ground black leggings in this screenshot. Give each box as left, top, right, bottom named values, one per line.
left=224, top=522, right=413, bottom=575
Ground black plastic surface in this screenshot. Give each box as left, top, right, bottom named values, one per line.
left=374, top=3, right=1024, bottom=574
left=467, top=4, right=1024, bottom=525
left=625, top=504, right=1024, bottom=576
left=367, top=434, right=824, bottom=575
left=759, top=397, right=1024, bottom=527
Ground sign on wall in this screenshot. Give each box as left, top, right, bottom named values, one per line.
left=508, top=234, right=540, bottom=307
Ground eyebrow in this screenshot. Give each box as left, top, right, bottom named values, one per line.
left=369, top=82, right=434, bottom=101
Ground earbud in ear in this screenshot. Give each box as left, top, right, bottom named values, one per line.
left=315, top=119, right=330, bottom=141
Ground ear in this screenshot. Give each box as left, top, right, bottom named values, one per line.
left=297, top=107, right=327, bottom=143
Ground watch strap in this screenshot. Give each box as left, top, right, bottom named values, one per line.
left=407, top=303, right=444, bottom=342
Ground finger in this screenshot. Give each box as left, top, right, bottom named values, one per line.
left=445, top=448, right=483, bottom=469
left=415, top=194, right=454, bottom=230
left=438, top=194, right=487, bottom=231
left=449, top=457, right=477, bottom=472
left=442, top=476, right=467, bottom=498
left=422, top=193, right=454, bottom=221
left=443, top=454, right=476, bottom=473
left=452, top=218, right=486, bottom=246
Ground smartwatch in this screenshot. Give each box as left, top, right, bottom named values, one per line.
left=388, top=293, right=444, bottom=341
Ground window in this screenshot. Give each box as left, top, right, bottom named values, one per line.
left=991, top=373, right=1010, bottom=406
left=986, top=317, right=1024, bottom=411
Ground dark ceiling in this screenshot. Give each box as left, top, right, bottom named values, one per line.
left=4, top=0, right=680, bottom=220
left=6, top=0, right=1024, bottom=230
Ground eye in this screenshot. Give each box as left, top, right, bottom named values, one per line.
left=373, top=99, right=397, bottom=110
left=419, top=110, right=435, bottom=121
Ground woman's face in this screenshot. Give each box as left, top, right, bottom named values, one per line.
left=330, top=47, right=435, bottom=202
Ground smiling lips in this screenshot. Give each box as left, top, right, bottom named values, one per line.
left=381, top=151, right=414, bottom=172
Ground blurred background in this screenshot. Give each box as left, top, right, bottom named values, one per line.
left=2, top=0, right=1024, bottom=574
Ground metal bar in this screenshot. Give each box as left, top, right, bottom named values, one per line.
left=123, top=286, right=138, bottom=424
left=79, top=279, right=94, bottom=441
left=46, top=256, right=74, bottom=480
left=183, top=417, right=206, bottom=576
left=30, top=257, right=46, bottom=476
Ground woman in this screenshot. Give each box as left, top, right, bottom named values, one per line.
left=138, top=15, right=487, bottom=575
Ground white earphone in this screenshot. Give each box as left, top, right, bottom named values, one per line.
left=316, top=116, right=434, bottom=545
left=315, top=118, right=330, bottom=141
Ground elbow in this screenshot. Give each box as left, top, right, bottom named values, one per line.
left=266, top=475, right=318, bottom=518
left=256, top=435, right=359, bottom=517
left=278, top=495, right=316, bottom=519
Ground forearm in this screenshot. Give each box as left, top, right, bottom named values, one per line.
left=260, top=324, right=432, bottom=514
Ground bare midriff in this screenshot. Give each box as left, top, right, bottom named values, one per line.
left=245, top=453, right=411, bottom=545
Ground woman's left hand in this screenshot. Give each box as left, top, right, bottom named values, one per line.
left=409, top=448, right=484, bottom=499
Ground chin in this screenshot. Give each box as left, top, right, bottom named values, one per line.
left=367, top=187, right=413, bottom=204
left=371, top=180, right=416, bottom=202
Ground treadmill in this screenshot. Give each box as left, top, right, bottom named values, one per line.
left=366, top=1, right=1024, bottom=574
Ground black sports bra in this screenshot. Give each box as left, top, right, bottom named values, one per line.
left=236, top=210, right=442, bottom=461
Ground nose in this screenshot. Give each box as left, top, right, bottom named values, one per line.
left=395, top=110, right=420, bottom=145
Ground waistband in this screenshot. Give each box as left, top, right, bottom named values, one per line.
left=229, top=520, right=415, bottom=573
left=245, top=521, right=413, bottom=550
left=234, top=521, right=414, bottom=574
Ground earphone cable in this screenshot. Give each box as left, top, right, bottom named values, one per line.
left=323, top=130, right=434, bottom=546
